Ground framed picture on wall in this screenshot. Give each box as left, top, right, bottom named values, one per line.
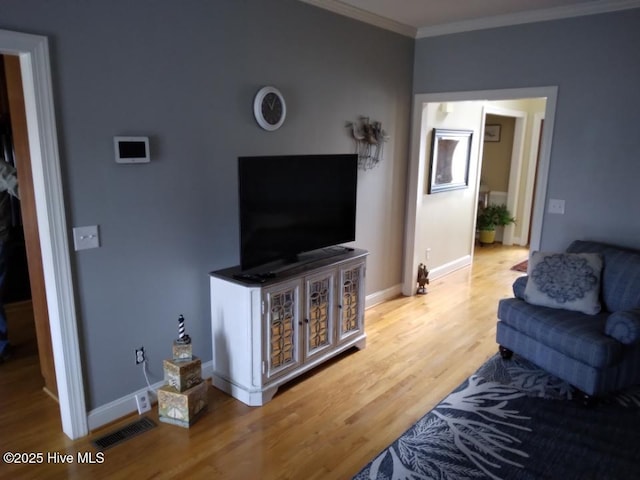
left=484, top=124, right=501, bottom=142
left=428, top=128, right=473, bottom=194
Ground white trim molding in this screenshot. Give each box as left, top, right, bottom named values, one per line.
left=429, top=255, right=472, bottom=281
left=482, top=105, right=528, bottom=247
left=86, top=283, right=399, bottom=429
left=418, top=0, right=640, bottom=38
left=366, top=284, right=402, bottom=309
left=0, top=29, right=87, bottom=439
left=402, top=87, right=558, bottom=297
left=521, top=112, right=545, bottom=246
left=88, top=361, right=214, bottom=431
left=298, top=0, right=640, bottom=39
left=298, top=0, right=417, bottom=37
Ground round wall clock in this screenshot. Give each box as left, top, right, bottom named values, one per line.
left=253, top=86, right=286, bottom=131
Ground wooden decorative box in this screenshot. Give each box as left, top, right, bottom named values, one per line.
left=163, top=357, right=202, bottom=392
left=158, top=381, right=208, bottom=428
left=172, top=341, right=193, bottom=361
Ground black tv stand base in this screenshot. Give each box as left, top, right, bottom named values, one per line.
left=219, top=246, right=364, bottom=286
left=232, top=272, right=276, bottom=283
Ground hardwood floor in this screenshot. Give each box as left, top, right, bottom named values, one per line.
left=0, top=244, right=528, bottom=479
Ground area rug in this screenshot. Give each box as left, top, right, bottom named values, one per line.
left=511, top=259, right=528, bottom=272
left=353, top=354, right=640, bottom=480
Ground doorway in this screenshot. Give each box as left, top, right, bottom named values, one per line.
left=479, top=100, right=545, bottom=248
left=402, top=87, right=557, bottom=296
left=0, top=28, right=87, bottom=439
left=1, top=53, right=58, bottom=399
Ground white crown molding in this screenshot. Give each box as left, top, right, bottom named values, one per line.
left=417, top=0, right=640, bottom=38
left=299, top=0, right=640, bottom=39
left=298, top=0, right=417, bottom=37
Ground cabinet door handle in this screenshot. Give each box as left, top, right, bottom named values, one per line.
left=304, top=318, right=309, bottom=323
left=298, top=321, right=303, bottom=326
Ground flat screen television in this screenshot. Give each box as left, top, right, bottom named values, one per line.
left=238, top=154, right=358, bottom=272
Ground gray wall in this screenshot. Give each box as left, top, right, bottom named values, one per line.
left=414, top=9, right=640, bottom=252
left=0, top=0, right=413, bottom=408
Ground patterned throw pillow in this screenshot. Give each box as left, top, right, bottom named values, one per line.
left=524, top=251, right=603, bottom=315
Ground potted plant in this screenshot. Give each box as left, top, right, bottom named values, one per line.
left=477, top=204, right=516, bottom=245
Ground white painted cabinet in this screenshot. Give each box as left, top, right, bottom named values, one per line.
left=210, top=250, right=367, bottom=406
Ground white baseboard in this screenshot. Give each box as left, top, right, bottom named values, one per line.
left=87, top=360, right=213, bottom=431
left=489, top=191, right=507, bottom=205
left=366, top=283, right=402, bottom=308
left=430, top=255, right=472, bottom=280
left=511, top=236, right=529, bottom=247
left=87, top=284, right=404, bottom=430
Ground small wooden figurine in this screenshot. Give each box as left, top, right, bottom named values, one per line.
left=417, top=263, right=430, bottom=295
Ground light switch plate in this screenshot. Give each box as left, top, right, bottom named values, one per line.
left=73, top=225, right=100, bottom=251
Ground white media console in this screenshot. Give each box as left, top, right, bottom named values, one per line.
left=209, top=248, right=367, bottom=406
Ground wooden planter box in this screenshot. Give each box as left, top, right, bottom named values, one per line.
left=163, top=357, right=202, bottom=393
left=172, top=341, right=193, bottom=361
left=158, top=381, right=208, bottom=428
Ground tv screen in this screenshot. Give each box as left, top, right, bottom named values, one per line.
left=238, top=154, right=358, bottom=272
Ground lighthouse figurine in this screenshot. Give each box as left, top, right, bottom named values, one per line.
left=172, top=314, right=193, bottom=361
left=160, top=313, right=207, bottom=427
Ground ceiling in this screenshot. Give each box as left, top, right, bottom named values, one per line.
left=300, top=0, right=640, bottom=37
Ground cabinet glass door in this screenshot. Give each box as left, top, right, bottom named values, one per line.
left=304, top=271, right=335, bottom=360
left=338, top=262, right=364, bottom=343
left=264, top=281, right=301, bottom=380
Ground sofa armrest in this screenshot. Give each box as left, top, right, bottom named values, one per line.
left=513, top=276, right=528, bottom=300
left=605, top=309, right=640, bottom=345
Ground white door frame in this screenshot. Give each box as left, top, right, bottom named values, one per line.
left=402, top=87, right=558, bottom=296
left=520, top=111, right=545, bottom=245
left=481, top=105, right=528, bottom=246
left=0, top=29, right=87, bottom=439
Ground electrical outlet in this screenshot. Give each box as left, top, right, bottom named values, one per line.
left=135, top=391, right=151, bottom=414
left=426, top=248, right=432, bottom=261
left=135, top=347, right=145, bottom=365
left=548, top=199, right=565, bottom=214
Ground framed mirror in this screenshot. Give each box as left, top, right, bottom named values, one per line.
left=427, top=128, right=472, bottom=194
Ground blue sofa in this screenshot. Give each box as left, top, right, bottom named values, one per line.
left=496, top=240, right=640, bottom=398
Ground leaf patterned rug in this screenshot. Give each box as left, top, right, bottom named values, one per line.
left=353, top=354, right=640, bottom=480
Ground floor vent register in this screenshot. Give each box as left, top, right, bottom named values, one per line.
left=91, top=417, right=156, bottom=450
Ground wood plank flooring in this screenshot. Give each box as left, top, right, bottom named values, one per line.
left=0, top=244, right=528, bottom=479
